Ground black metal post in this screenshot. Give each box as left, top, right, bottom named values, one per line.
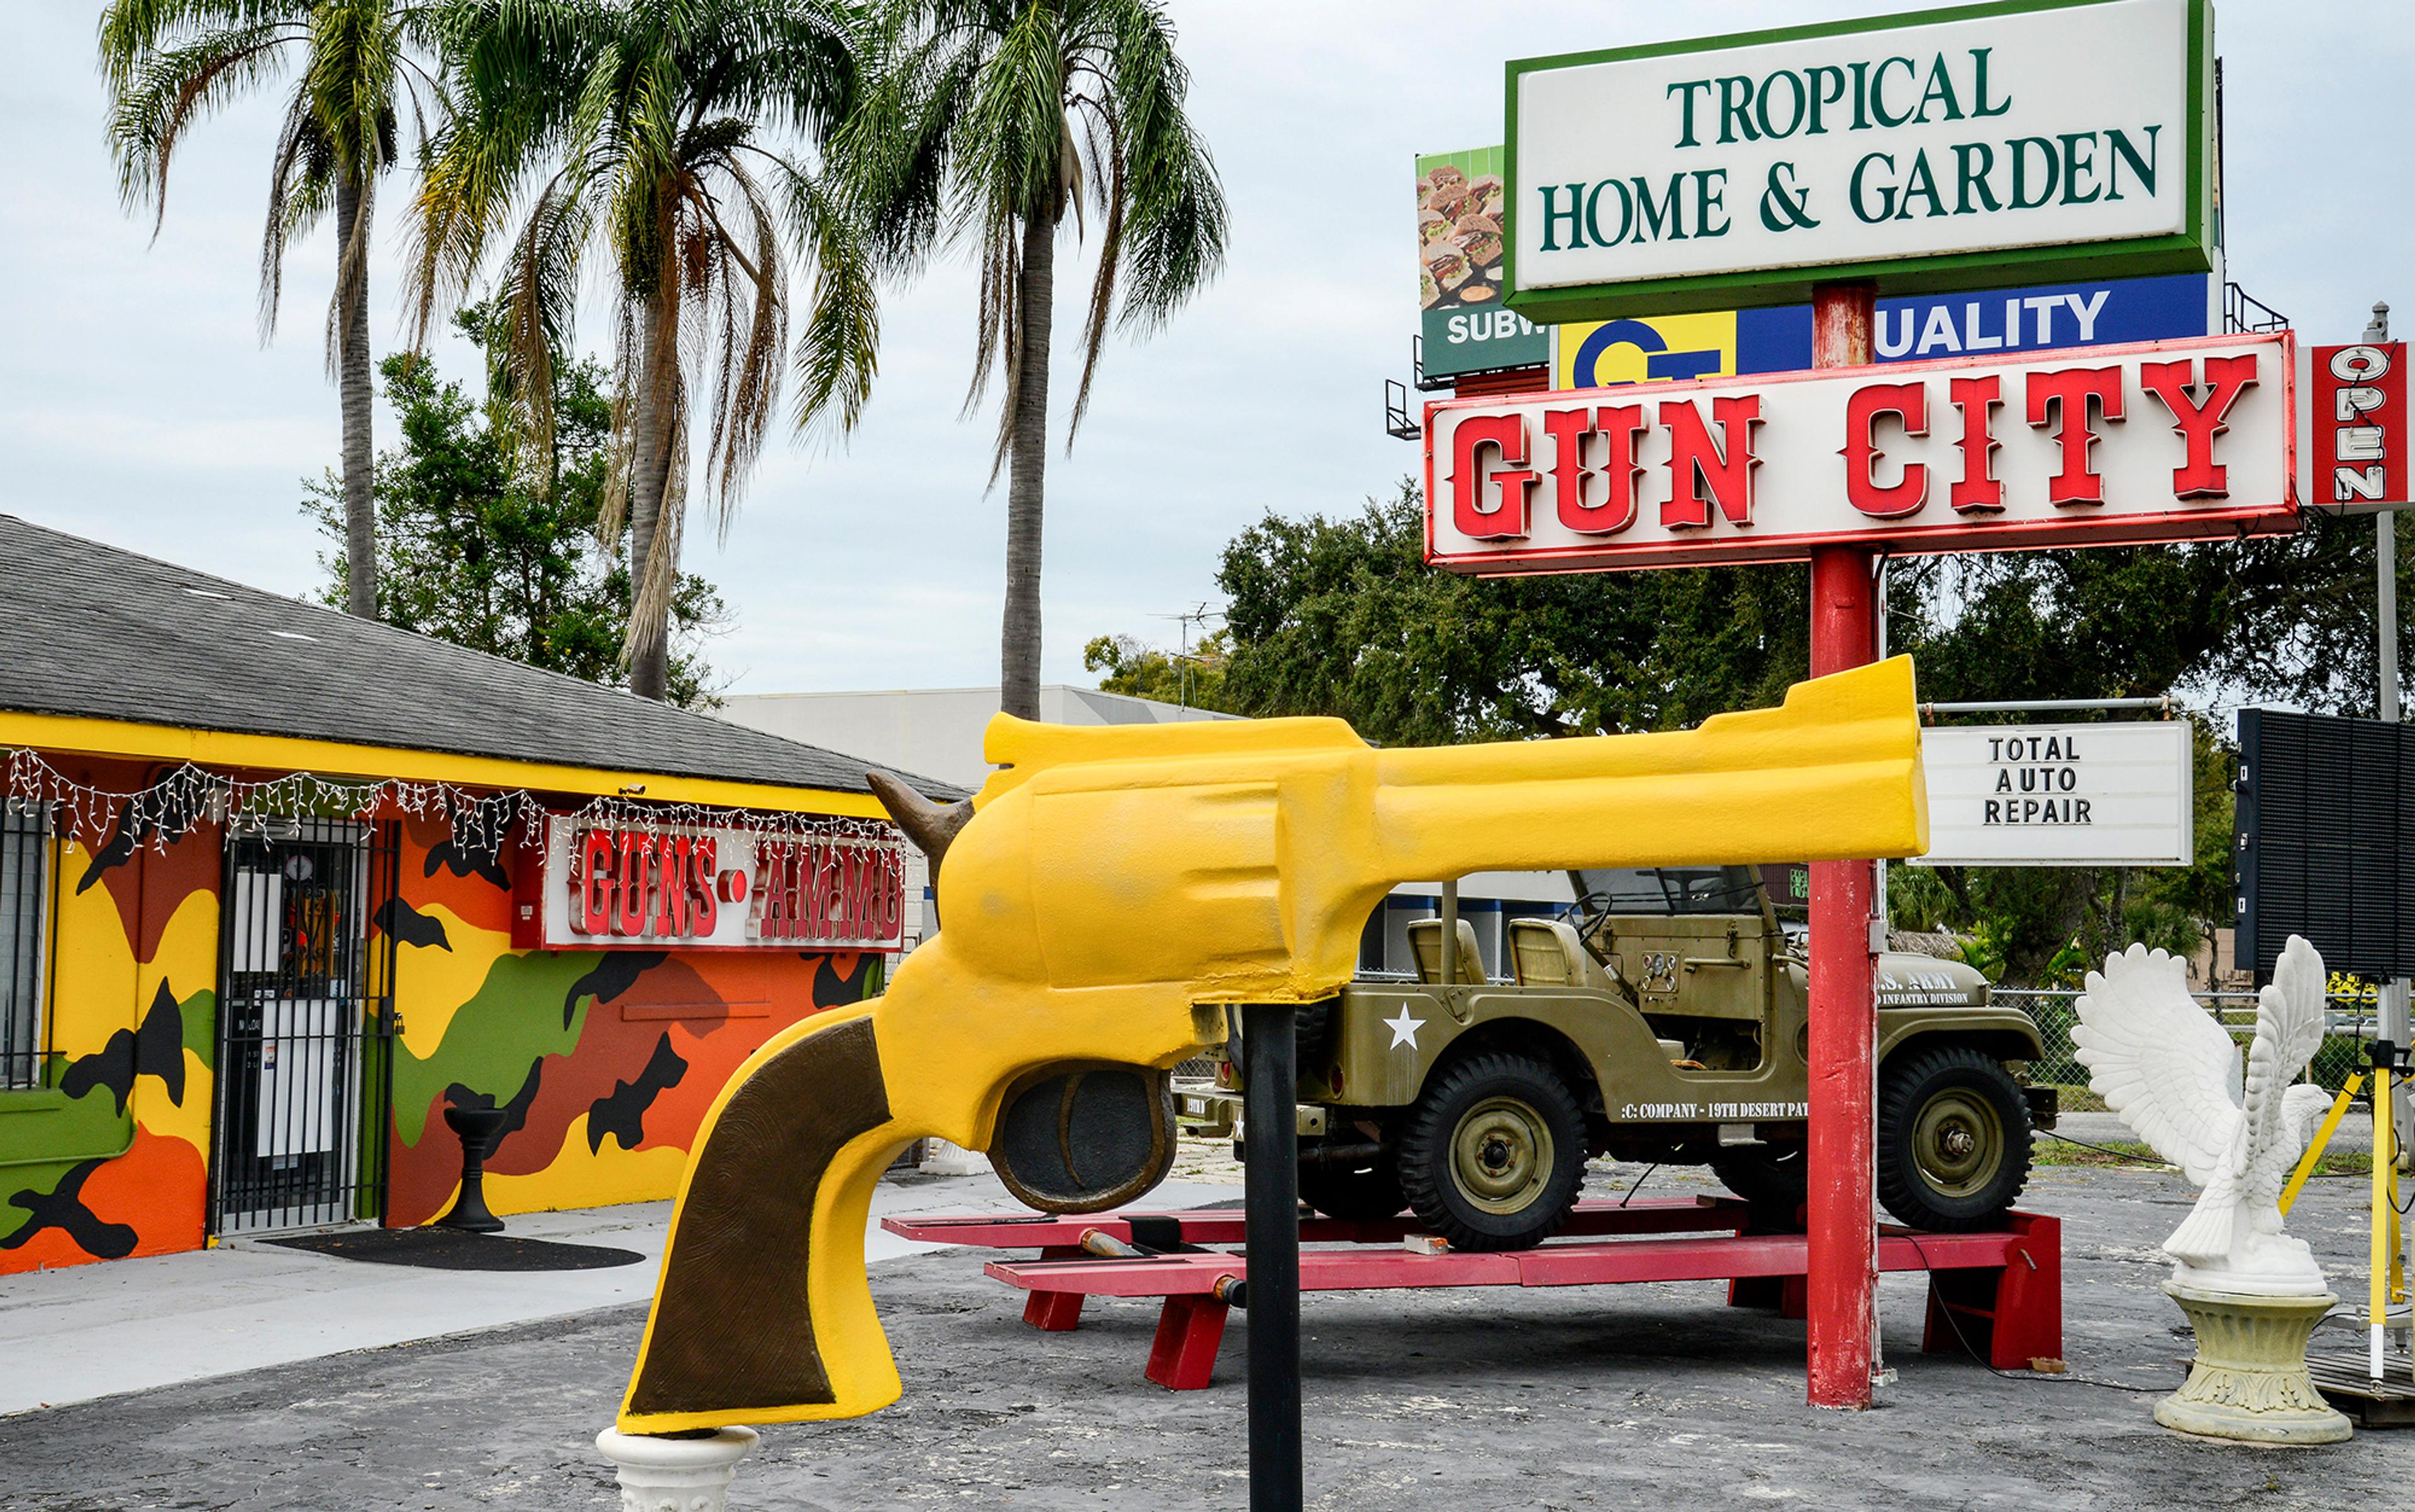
left=1241, top=1001, right=1302, bottom=1512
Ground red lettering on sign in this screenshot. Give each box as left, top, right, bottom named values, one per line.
left=1450, top=413, right=1535, bottom=540
left=1660, top=395, right=1760, bottom=530
left=573, top=829, right=614, bottom=935
left=1948, top=375, right=2004, bottom=514
left=614, top=832, right=650, bottom=936
left=689, top=838, right=719, bottom=935
left=750, top=842, right=782, bottom=939
left=2026, top=366, right=2124, bottom=506
left=2138, top=354, right=2258, bottom=500
left=1548, top=404, right=1645, bottom=535
left=648, top=836, right=684, bottom=937
left=1842, top=382, right=1929, bottom=520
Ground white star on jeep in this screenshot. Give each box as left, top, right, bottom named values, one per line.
left=1383, top=1007, right=1425, bottom=1050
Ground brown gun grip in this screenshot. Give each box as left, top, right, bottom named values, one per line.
left=623, top=1015, right=891, bottom=1420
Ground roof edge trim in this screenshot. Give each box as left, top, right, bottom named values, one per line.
left=0, top=711, right=887, bottom=820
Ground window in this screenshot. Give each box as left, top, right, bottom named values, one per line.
left=0, top=803, right=52, bottom=1091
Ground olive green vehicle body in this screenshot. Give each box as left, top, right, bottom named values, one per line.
left=1211, top=912, right=2046, bottom=1161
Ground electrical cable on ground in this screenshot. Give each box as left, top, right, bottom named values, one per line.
left=2036, top=1130, right=2178, bottom=1168
left=1900, top=1231, right=2179, bottom=1395
left=1617, top=1164, right=1659, bottom=1206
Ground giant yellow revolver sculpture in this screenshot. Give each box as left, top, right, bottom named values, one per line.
left=617, top=657, right=1930, bottom=1431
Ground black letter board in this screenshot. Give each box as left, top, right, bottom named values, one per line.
left=2236, top=708, right=2415, bottom=981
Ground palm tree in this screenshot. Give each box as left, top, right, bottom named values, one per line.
left=410, top=0, right=879, bottom=702
left=100, top=1, right=431, bottom=621
left=845, top=0, right=1228, bottom=720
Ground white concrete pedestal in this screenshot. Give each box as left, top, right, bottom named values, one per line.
left=2157, top=1284, right=2351, bottom=1445
left=596, top=1425, right=758, bottom=1511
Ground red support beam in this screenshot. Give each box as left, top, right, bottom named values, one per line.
left=1806, top=280, right=1882, bottom=1411
left=978, top=1216, right=2060, bottom=1393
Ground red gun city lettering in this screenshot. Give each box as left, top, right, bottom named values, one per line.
left=1425, top=334, right=2294, bottom=574
left=1447, top=355, right=2255, bottom=539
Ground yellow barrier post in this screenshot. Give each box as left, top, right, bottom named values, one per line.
left=2375, top=1059, right=2396, bottom=1381
left=2278, top=1072, right=2362, bottom=1216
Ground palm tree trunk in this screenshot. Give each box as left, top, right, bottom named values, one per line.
left=628, top=289, right=677, bottom=702
left=1000, top=210, right=1056, bottom=721
left=336, top=174, right=377, bottom=620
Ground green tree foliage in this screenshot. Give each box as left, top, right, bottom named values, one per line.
left=306, top=309, right=727, bottom=708
left=842, top=0, right=1229, bottom=720
left=1200, top=482, right=2405, bottom=984
left=410, top=0, right=877, bottom=701
left=1083, top=629, right=1230, bottom=710
left=1216, top=481, right=1806, bottom=745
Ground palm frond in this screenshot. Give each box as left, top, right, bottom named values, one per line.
left=101, top=20, right=296, bottom=233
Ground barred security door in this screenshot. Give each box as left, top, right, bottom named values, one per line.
left=210, top=820, right=399, bottom=1235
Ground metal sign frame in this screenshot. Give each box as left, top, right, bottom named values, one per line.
left=1502, top=0, right=2216, bottom=324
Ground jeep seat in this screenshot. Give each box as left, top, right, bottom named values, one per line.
left=1509, top=918, right=1685, bottom=1062
left=1509, top=917, right=1606, bottom=988
left=1406, top=916, right=1487, bottom=986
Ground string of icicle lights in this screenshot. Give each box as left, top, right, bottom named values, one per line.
left=0, top=747, right=900, bottom=862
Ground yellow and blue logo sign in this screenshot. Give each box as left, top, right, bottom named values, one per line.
left=1546, top=275, right=2212, bottom=393
left=1555, top=312, right=1739, bottom=391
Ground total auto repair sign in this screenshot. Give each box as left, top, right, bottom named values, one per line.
left=527, top=818, right=904, bottom=951
left=1424, top=331, right=2293, bottom=574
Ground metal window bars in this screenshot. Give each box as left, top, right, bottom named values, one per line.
left=208, top=818, right=401, bottom=1235
left=0, top=802, right=52, bottom=1091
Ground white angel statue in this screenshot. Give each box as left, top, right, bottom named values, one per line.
left=2073, top=936, right=2337, bottom=1294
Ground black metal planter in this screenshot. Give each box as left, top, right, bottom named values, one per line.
left=435, top=1104, right=511, bottom=1233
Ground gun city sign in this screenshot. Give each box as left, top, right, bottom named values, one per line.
left=1504, top=0, right=2213, bottom=323
left=531, top=819, right=904, bottom=951
left=1423, top=331, right=2294, bottom=574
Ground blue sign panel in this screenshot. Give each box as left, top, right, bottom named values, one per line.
left=1735, top=274, right=2212, bottom=374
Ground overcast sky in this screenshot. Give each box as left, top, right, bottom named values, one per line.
left=4, top=2, right=2409, bottom=699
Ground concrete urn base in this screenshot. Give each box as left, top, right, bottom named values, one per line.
left=2155, top=1282, right=2351, bottom=1445
left=596, top=1425, right=758, bottom=1511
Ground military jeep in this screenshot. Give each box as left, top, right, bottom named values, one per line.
left=1188, top=865, right=2051, bottom=1251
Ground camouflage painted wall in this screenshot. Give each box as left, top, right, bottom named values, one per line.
left=0, top=763, right=218, bottom=1274
left=385, top=813, right=872, bottom=1226
left=0, top=765, right=872, bottom=1274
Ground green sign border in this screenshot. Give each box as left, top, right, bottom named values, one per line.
left=1502, top=0, right=2214, bottom=325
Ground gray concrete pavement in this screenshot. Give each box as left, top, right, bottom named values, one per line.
left=0, top=1159, right=2399, bottom=1511
left=0, top=1169, right=1238, bottom=1416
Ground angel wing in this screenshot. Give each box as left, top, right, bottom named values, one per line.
left=2071, top=943, right=2242, bottom=1184
left=2238, top=935, right=2329, bottom=1213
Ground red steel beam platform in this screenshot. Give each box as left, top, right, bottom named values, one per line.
left=880, top=1198, right=2062, bottom=1392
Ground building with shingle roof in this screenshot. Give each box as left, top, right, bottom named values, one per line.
left=0, top=516, right=943, bottom=1273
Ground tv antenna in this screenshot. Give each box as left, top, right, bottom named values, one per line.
left=1148, top=603, right=1224, bottom=711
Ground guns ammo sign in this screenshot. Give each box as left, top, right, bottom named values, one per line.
left=524, top=819, right=906, bottom=952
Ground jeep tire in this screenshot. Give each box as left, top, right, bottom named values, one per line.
left=1711, top=1143, right=1807, bottom=1216
left=1297, top=1147, right=1405, bottom=1221
left=1397, top=1052, right=1587, bottom=1250
left=1876, top=1044, right=2032, bottom=1231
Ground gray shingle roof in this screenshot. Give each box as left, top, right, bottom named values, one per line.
left=0, top=515, right=962, bottom=801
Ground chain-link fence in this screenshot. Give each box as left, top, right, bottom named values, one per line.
left=1996, top=987, right=2377, bottom=1099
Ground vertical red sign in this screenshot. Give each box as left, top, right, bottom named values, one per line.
left=2313, top=342, right=2409, bottom=509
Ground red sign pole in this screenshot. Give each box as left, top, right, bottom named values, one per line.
left=1806, top=281, right=1880, bottom=1410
